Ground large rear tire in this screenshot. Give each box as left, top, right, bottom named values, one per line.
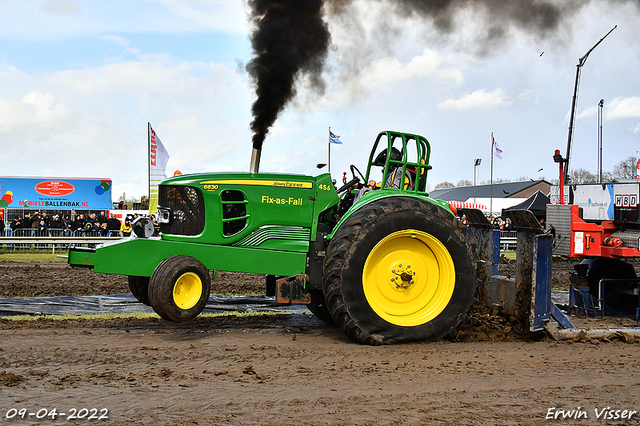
left=128, top=276, right=150, bottom=306
left=323, top=197, right=476, bottom=344
left=148, top=256, right=211, bottom=322
left=306, top=289, right=335, bottom=326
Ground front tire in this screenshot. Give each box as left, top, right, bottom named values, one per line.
left=148, top=256, right=211, bottom=322
left=323, top=197, right=476, bottom=344
left=128, top=276, right=150, bottom=306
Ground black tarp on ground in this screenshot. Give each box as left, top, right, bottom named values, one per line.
left=502, top=190, right=549, bottom=220
left=0, top=294, right=306, bottom=316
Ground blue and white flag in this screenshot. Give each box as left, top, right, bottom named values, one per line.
left=329, top=130, right=343, bottom=144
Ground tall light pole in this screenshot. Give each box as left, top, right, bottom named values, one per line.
left=597, top=99, right=604, bottom=184
left=473, top=158, right=482, bottom=203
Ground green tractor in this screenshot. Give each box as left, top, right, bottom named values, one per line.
left=69, top=131, right=478, bottom=344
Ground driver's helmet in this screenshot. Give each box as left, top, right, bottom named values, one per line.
left=373, top=147, right=402, bottom=166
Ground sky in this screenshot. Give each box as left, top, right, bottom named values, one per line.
left=1, top=0, right=639, bottom=202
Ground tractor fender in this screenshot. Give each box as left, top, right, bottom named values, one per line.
left=327, top=190, right=453, bottom=241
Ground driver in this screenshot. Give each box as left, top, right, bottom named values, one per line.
left=353, top=147, right=413, bottom=202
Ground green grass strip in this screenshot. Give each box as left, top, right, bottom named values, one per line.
left=0, top=252, right=68, bottom=263
left=0, top=310, right=296, bottom=322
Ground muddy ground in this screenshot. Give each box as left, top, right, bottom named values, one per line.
left=1, top=258, right=639, bottom=425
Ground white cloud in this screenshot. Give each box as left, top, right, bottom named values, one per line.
left=359, top=49, right=463, bottom=87
left=577, top=105, right=597, bottom=120
left=516, top=89, right=532, bottom=101
left=606, top=96, right=640, bottom=120
left=0, top=64, right=31, bottom=81
left=437, top=88, right=511, bottom=110
left=144, top=0, right=249, bottom=33
left=98, top=35, right=130, bottom=47
left=0, top=55, right=252, bottom=197
left=0, top=91, right=73, bottom=133
left=0, top=0, right=247, bottom=39
left=40, top=0, right=80, bottom=15
left=313, top=48, right=463, bottom=109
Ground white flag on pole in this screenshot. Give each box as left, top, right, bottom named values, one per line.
left=492, top=132, right=503, bottom=159
left=149, top=123, right=170, bottom=214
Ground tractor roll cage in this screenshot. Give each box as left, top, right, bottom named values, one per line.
left=364, top=131, right=432, bottom=194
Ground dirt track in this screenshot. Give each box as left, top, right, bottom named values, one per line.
left=1, top=260, right=640, bottom=425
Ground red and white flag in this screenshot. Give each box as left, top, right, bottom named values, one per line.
left=492, top=132, right=503, bottom=159
left=149, top=123, right=170, bottom=214
left=636, top=151, right=639, bottom=179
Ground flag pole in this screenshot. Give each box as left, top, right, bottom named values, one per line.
left=328, top=127, right=331, bottom=174
left=147, top=122, right=151, bottom=206
left=490, top=132, right=494, bottom=217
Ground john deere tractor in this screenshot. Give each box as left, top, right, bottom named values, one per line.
left=69, top=131, right=478, bottom=344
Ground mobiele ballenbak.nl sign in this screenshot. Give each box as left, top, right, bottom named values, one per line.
left=0, top=177, right=112, bottom=210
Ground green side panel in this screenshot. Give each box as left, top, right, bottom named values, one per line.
left=158, top=172, right=340, bottom=247
left=90, top=238, right=307, bottom=277
left=68, top=248, right=95, bottom=267
left=312, top=173, right=341, bottom=238
left=195, top=172, right=318, bottom=245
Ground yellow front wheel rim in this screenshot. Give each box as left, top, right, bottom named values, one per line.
left=172, top=272, right=203, bottom=310
left=362, top=229, right=455, bottom=327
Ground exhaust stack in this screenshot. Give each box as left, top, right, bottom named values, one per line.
left=250, top=148, right=261, bottom=173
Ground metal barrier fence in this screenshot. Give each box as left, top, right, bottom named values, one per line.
left=500, top=230, right=517, bottom=250
left=0, top=228, right=124, bottom=253
left=4, top=228, right=123, bottom=238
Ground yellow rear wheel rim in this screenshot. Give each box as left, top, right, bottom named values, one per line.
left=362, top=229, right=455, bottom=327
left=172, top=272, right=203, bottom=310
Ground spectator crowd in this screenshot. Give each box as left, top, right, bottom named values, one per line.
left=457, top=213, right=513, bottom=231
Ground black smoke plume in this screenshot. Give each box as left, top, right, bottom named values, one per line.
left=246, top=0, right=634, bottom=153
left=246, top=0, right=330, bottom=150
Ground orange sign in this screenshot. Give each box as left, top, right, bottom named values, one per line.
left=34, top=180, right=75, bottom=197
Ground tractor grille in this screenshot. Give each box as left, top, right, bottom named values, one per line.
left=158, top=185, right=205, bottom=236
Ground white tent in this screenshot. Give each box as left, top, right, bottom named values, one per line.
left=468, top=197, right=526, bottom=216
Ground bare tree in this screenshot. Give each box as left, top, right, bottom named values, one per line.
left=611, top=156, right=637, bottom=180
left=434, top=181, right=455, bottom=189
left=456, top=179, right=473, bottom=187
left=569, top=168, right=597, bottom=184
left=601, top=171, right=614, bottom=183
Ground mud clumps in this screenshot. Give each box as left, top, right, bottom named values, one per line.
left=0, top=370, right=24, bottom=387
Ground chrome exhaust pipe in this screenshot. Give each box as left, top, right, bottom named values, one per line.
left=249, top=147, right=261, bottom=173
